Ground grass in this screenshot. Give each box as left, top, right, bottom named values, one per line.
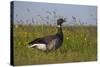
left=13, top=24, right=97, bottom=66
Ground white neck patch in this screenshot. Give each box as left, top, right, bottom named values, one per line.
left=57, top=25, right=61, bottom=27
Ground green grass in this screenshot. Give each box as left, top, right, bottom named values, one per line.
left=13, top=25, right=97, bottom=66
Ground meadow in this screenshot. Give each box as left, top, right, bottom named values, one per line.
left=13, top=24, right=97, bottom=66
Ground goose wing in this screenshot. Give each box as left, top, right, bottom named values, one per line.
left=28, top=35, right=56, bottom=45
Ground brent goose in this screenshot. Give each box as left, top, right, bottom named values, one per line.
left=28, top=18, right=65, bottom=51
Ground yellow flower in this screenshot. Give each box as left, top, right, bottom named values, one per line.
left=25, top=32, right=27, bottom=35
left=24, top=32, right=28, bottom=37
left=84, top=37, right=87, bottom=40
left=66, top=37, right=69, bottom=40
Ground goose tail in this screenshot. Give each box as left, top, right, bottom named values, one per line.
left=27, top=44, right=36, bottom=48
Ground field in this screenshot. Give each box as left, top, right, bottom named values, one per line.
left=13, top=25, right=97, bottom=66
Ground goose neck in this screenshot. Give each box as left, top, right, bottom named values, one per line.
left=57, top=25, right=63, bottom=35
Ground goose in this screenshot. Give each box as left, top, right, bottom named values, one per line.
left=28, top=18, right=65, bottom=51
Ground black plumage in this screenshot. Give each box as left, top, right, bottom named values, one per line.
left=28, top=18, right=65, bottom=51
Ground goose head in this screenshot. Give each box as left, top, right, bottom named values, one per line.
left=57, top=18, right=66, bottom=25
